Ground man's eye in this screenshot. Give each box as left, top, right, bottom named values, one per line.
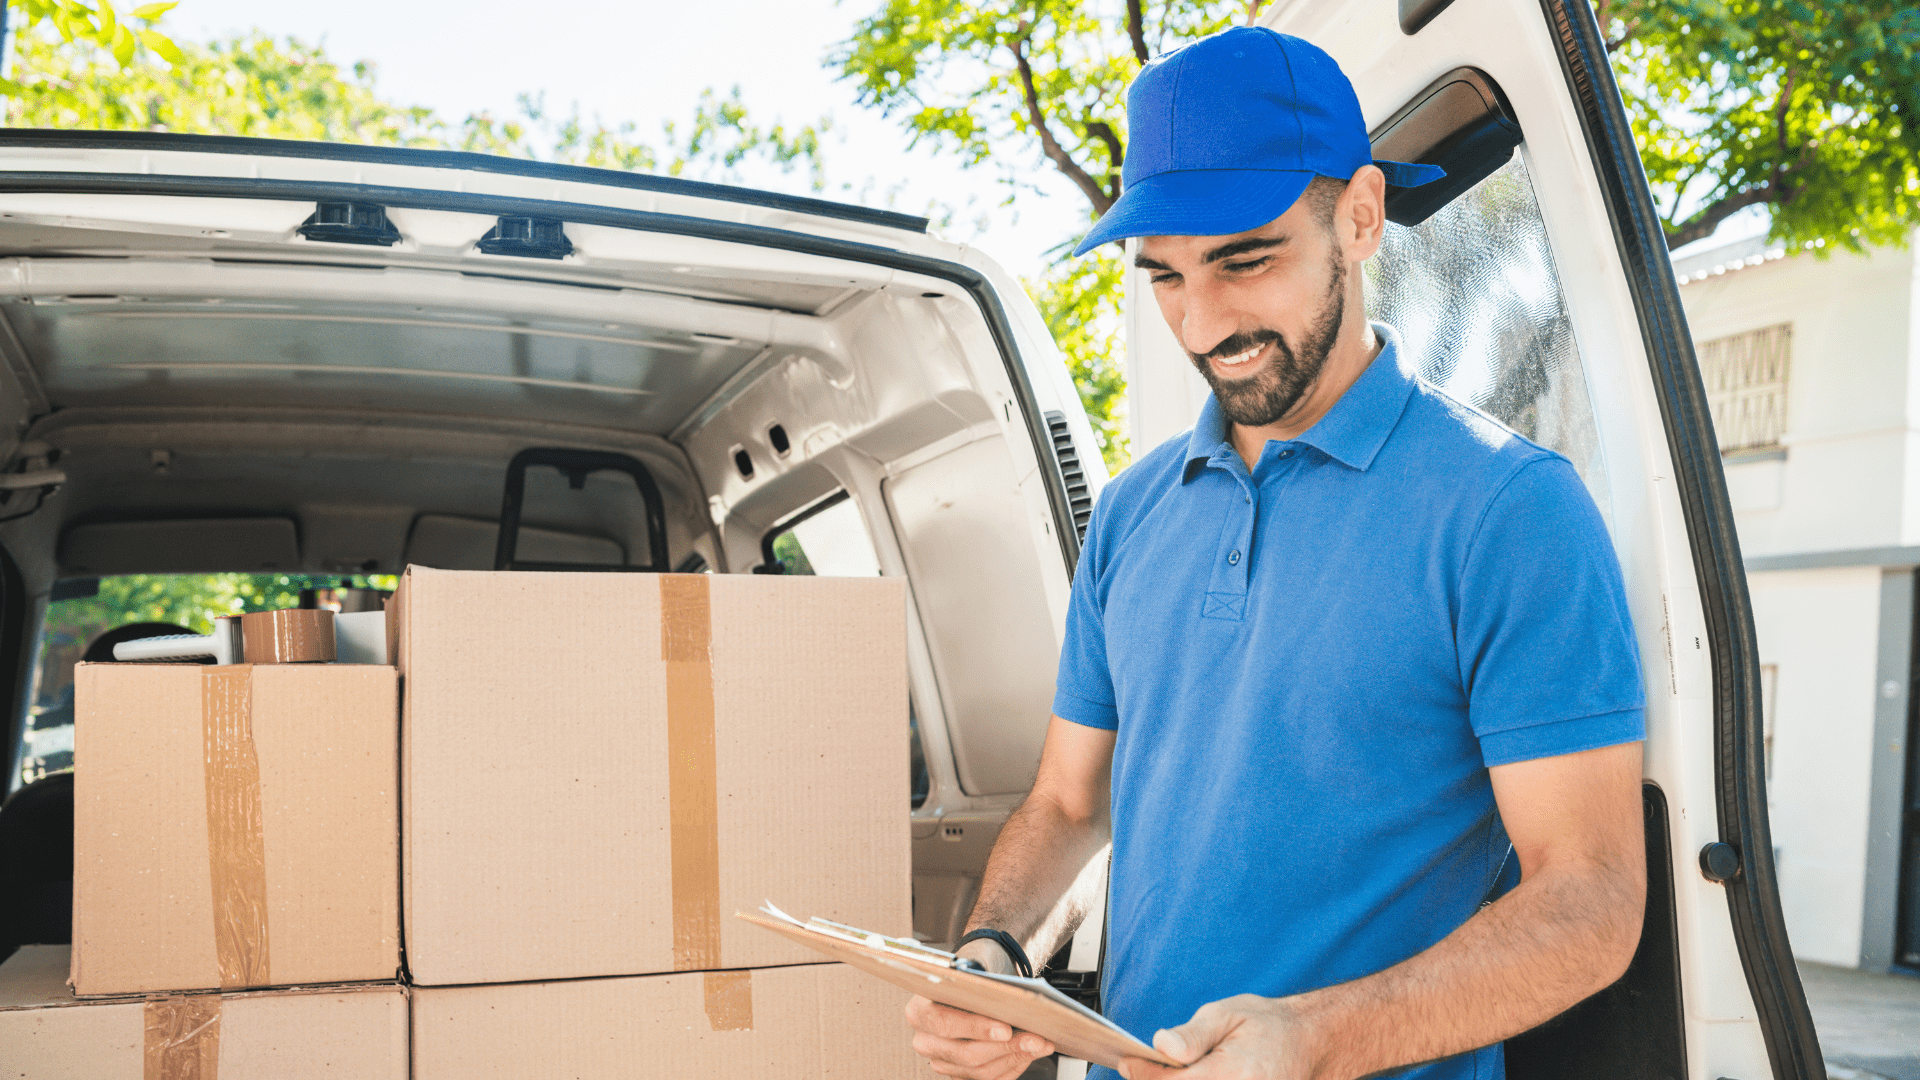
left=1149, top=273, right=1179, bottom=285
left=1224, top=257, right=1269, bottom=272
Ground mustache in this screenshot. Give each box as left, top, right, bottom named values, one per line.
left=1194, top=328, right=1284, bottom=365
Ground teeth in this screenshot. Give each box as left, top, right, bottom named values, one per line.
left=1215, top=344, right=1263, bottom=367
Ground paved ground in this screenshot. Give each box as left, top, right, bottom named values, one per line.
left=1800, top=961, right=1920, bottom=1080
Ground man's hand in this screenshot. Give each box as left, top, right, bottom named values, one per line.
left=1117, top=995, right=1315, bottom=1080
left=905, top=943, right=1056, bottom=1080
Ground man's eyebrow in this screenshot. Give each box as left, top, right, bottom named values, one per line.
left=1201, top=236, right=1288, bottom=264
left=1134, top=254, right=1173, bottom=271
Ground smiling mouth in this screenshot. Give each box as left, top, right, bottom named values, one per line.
left=1212, top=340, right=1269, bottom=372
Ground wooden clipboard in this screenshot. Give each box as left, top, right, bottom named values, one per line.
left=736, top=908, right=1179, bottom=1071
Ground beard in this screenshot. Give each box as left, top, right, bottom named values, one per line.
left=1187, top=254, right=1347, bottom=428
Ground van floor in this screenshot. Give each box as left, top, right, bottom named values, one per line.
left=1798, top=961, right=1920, bottom=1080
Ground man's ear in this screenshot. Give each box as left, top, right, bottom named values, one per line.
left=1338, top=164, right=1388, bottom=264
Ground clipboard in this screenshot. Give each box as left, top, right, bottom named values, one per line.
left=736, top=904, right=1180, bottom=1071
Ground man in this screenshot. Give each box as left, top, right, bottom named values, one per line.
left=904, top=26, right=1647, bottom=1080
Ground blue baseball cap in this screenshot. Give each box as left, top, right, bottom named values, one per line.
left=1072, top=27, right=1444, bottom=256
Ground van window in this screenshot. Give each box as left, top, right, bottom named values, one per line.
left=1365, top=154, right=1610, bottom=517
left=16, top=573, right=394, bottom=788
left=760, top=493, right=881, bottom=577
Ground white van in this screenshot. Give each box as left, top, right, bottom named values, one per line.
left=0, top=0, right=1826, bottom=1077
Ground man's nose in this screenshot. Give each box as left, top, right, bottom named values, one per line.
left=1179, top=282, right=1241, bottom=358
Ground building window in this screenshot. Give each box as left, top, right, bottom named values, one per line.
left=1699, top=323, right=1791, bottom=454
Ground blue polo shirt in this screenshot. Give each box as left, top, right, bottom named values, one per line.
left=1055, top=325, right=1643, bottom=1080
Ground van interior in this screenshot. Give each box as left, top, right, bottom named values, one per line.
left=0, top=178, right=1080, bottom=966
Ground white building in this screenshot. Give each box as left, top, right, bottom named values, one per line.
left=1674, top=232, right=1919, bottom=973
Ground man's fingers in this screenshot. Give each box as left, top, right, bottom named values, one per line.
left=911, top=1030, right=1052, bottom=1067
left=1117, top=1058, right=1177, bottom=1080
left=1015, top=1034, right=1054, bottom=1057
left=1155, top=1000, right=1240, bottom=1065
left=904, top=996, right=1014, bottom=1042
left=913, top=1031, right=1019, bottom=1069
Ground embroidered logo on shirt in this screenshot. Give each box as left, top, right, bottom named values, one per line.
left=1202, top=592, right=1247, bottom=621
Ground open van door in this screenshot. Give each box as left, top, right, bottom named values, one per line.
left=1115, top=1, right=1821, bottom=1078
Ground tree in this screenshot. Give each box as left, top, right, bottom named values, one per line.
left=1606, top=0, right=1920, bottom=251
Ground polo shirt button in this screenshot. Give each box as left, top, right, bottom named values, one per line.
left=1228, top=550, right=1241, bottom=565
left=1279, top=449, right=1292, bottom=458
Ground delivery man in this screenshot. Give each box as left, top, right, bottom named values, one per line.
left=905, top=27, right=1647, bottom=1080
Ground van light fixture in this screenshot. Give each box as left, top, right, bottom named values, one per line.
left=477, top=216, right=574, bottom=260
left=298, top=201, right=402, bottom=247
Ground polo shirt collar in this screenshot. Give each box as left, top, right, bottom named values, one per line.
left=1184, top=321, right=1417, bottom=478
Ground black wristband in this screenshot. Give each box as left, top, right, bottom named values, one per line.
left=957, top=928, right=1034, bottom=979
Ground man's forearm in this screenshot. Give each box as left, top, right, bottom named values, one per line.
left=962, top=787, right=1110, bottom=966
left=1292, top=853, right=1643, bottom=1078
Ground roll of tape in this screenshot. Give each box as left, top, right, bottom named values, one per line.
left=239, top=609, right=336, bottom=664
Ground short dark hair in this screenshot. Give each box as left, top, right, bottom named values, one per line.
left=1303, top=175, right=1346, bottom=232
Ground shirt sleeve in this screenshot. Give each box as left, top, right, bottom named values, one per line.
left=1052, top=498, right=1119, bottom=730
left=1457, top=455, right=1646, bottom=767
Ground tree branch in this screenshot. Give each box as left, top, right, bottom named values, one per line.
left=1084, top=119, right=1124, bottom=202
left=1126, top=0, right=1149, bottom=63
left=1664, top=184, right=1779, bottom=248
left=1009, top=29, right=1115, bottom=215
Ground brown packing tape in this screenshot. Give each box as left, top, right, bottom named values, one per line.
left=202, top=667, right=271, bottom=988
left=702, top=970, right=753, bottom=1031
left=662, top=574, right=722, bottom=972
left=144, top=995, right=221, bottom=1080
left=240, top=609, right=336, bottom=664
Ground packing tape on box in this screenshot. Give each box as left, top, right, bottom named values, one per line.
left=202, top=667, right=271, bottom=988
left=240, top=609, right=336, bottom=664
left=662, top=574, right=723, bottom=972
left=702, top=970, right=753, bottom=1031
left=144, top=996, right=221, bottom=1079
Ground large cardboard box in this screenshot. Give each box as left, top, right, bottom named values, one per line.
left=72, top=663, right=400, bottom=995
left=393, top=566, right=911, bottom=985
left=0, top=946, right=407, bottom=1080
left=412, top=961, right=932, bottom=1079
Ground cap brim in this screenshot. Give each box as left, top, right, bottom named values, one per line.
left=1072, top=159, right=1449, bottom=257
left=1072, top=169, right=1313, bottom=256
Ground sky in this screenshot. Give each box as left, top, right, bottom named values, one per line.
left=165, top=0, right=1094, bottom=283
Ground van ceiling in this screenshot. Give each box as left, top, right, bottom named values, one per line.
left=0, top=196, right=892, bottom=440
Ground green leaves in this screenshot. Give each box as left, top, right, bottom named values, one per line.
left=1608, top=0, right=1920, bottom=250
left=1025, top=251, right=1131, bottom=469
left=9, top=0, right=182, bottom=69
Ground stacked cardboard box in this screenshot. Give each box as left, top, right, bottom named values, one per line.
left=392, top=567, right=924, bottom=1076
left=70, top=663, right=400, bottom=996
left=0, top=945, right=407, bottom=1079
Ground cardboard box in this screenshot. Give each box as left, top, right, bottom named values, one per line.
left=393, top=567, right=910, bottom=985
left=412, top=961, right=932, bottom=1079
left=0, top=945, right=407, bottom=1080
left=72, top=663, right=400, bottom=995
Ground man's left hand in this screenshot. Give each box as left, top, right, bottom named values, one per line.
left=1117, top=994, right=1317, bottom=1080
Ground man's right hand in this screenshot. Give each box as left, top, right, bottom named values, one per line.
left=905, top=941, right=1055, bottom=1079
